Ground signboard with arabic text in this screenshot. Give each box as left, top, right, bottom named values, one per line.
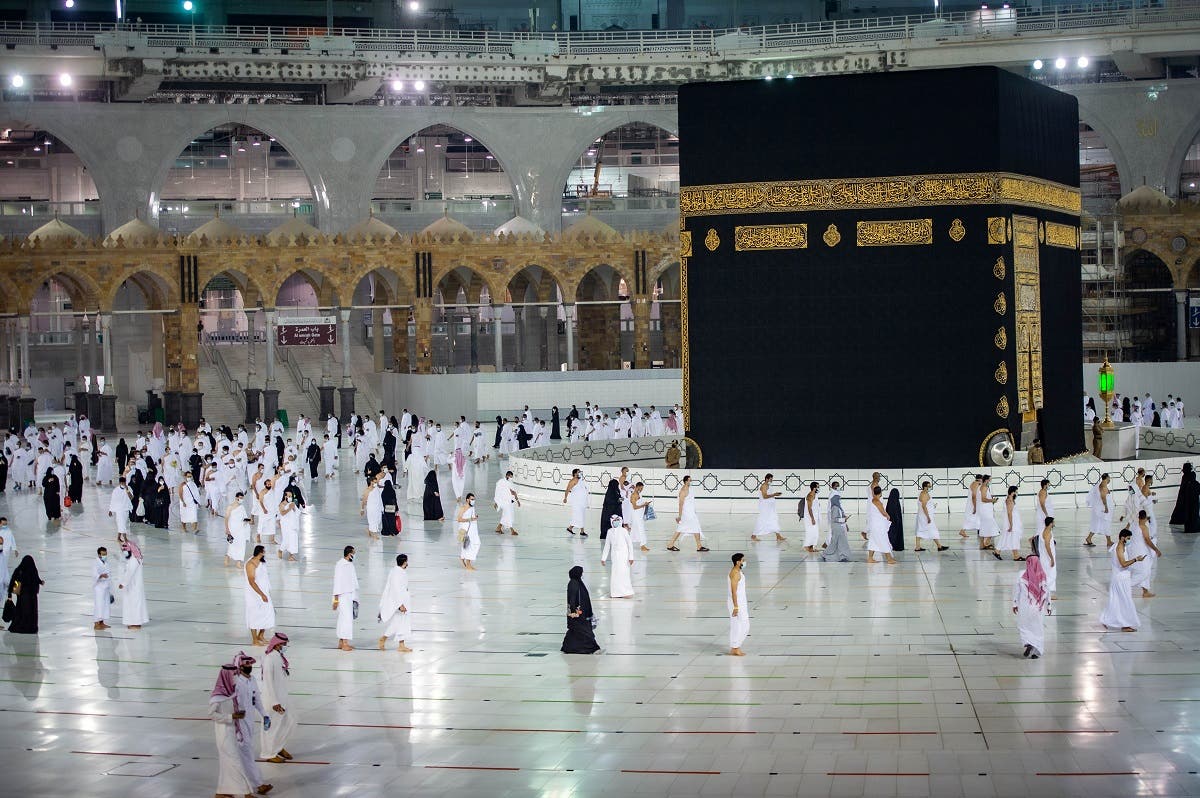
left=277, top=323, right=336, bottom=346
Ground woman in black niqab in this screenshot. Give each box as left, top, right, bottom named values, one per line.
left=885, top=488, right=905, bottom=551
left=41, top=471, right=62, bottom=522
left=7, top=555, right=44, bottom=633
left=67, top=455, right=84, bottom=504
left=493, top=416, right=503, bottom=449
left=599, top=479, right=621, bottom=540
left=1171, top=461, right=1200, bottom=533
left=561, top=565, right=600, bottom=654
left=550, top=406, right=561, bottom=441
left=115, top=438, right=129, bottom=474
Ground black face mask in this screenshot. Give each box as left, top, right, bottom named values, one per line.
left=347, top=555, right=355, bottom=563
left=240, top=666, right=253, bottom=676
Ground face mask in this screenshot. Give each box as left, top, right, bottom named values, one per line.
left=100, top=556, right=106, bottom=562
left=240, top=666, right=253, bottom=676
left=348, top=555, right=355, bottom=562
left=125, top=551, right=132, bottom=559
left=469, top=499, right=475, bottom=505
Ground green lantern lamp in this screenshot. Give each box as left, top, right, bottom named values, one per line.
left=1098, top=358, right=1115, bottom=429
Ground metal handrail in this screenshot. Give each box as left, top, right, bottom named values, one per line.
left=0, top=3, right=1198, bottom=58
left=277, top=347, right=320, bottom=413
left=205, top=343, right=246, bottom=417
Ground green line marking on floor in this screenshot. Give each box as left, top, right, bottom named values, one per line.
left=521, top=699, right=605, bottom=704
left=675, top=701, right=761, bottom=706
left=834, top=701, right=922, bottom=706
left=435, top=672, right=512, bottom=677
left=996, top=700, right=1085, bottom=705
left=702, top=675, right=786, bottom=679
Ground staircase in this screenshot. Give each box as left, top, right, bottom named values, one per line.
left=200, top=345, right=247, bottom=427
left=201, top=344, right=317, bottom=426
left=278, top=345, right=382, bottom=416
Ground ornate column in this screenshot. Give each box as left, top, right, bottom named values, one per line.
left=99, top=313, right=118, bottom=433
left=661, top=302, right=682, bottom=368
left=632, top=295, right=652, bottom=369
left=468, top=306, right=479, bottom=372
left=16, top=315, right=34, bottom=430
left=372, top=308, right=385, bottom=373
left=163, top=311, right=183, bottom=425
left=73, top=315, right=87, bottom=413
left=1176, top=290, right=1188, bottom=361
left=337, top=307, right=355, bottom=424
left=178, top=302, right=203, bottom=429
left=243, top=307, right=261, bottom=423
left=414, top=298, right=433, bottom=375
left=492, top=304, right=504, bottom=371
left=262, top=309, right=279, bottom=423
left=87, top=312, right=101, bottom=424
left=564, top=303, right=576, bottom=370
left=392, top=308, right=410, bottom=373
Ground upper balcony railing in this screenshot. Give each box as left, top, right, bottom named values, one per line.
left=0, top=2, right=1198, bottom=58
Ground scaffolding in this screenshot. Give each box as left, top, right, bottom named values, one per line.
left=1080, top=214, right=1127, bottom=362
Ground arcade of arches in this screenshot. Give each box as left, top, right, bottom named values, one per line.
left=0, top=221, right=679, bottom=431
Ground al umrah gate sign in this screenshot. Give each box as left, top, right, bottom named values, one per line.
left=277, top=317, right=336, bottom=346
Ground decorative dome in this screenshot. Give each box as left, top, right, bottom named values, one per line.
left=346, top=212, right=400, bottom=243
left=421, top=209, right=473, bottom=241
left=1117, top=185, right=1174, bottom=212
left=27, top=217, right=87, bottom=246
left=493, top=215, right=545, bottom=238
left=104, top=215, right=160, bottom=247
left=267, top=211, right=320, bottom=246
left=562, top=210, right=619, bottom=241
left=187, top=211, right=244, bottom=244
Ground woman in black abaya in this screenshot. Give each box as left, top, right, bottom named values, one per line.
left=381, top=477, right=399, bottom=536
left=151, top=476, right=171, bottom=529
left=561, top=566, right=600, bottom=654
left=41, top=470, right=62, bottom=525
left=550, top=406, right=561, bottom=441
left=885, top=488, right=905, bottom=552
left=422, top=469, right=444, bottom=521
left=1171, top=461, right=1200, bottom=533
left=493, top=416, right=504, bottom=450
left=67, top=455, right=84, bottom=505
left=599, top=479, right=621, bottom=541
left=115, top=438, right=129, bottom=474
left=6, top=555, right=44, bottom=633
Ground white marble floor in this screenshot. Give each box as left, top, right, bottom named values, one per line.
left=1, top=457, right=1199, bottom=797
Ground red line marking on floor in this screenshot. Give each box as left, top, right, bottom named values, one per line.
left=1036, top=768, right=1137, bottom=772
left=70, top=751, right=153, bottom=757
left=321, top=723, right=414, bottom=729
left=1025, top=730, right=1118, bottom=734
left=830, top=768, right=931, bottom=772
left=841, top=731, right=938, bottom=735
left=425, top=765, right=520, bottom=772
left=622, top=769, right=722, bottom=775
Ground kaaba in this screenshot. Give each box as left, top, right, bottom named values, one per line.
left=679, top=67, right=1083, bottom=468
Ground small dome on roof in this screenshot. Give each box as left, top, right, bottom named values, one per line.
left=1117, top=185, right=1174, bottom=212
left=28, top=217, right=87, bottom=245
left=104, top=215, right=160, bottom=247
left=562, top=210, right=618, bottom=241
left=346, top=212, right=400, bottom=243
left=187, top=211, right=244, bottom=243
left=493, top=215, right=545, bottom=238
left=421, top=209, right=473, bottom=241
left=267, top=212, right=320, bottom=245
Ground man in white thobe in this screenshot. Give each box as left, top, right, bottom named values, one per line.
left=378, top=553, right=413, bottom=652
left=493, top=470, right=521, bottom=536
left=108, top=478, right=133, bottom=535
left=322, top=434, right=339, bottom=479
left=332, top=545, right=359, bottom=651
left=259, top=632, right=297, bottom=763
left=92, top=547, right=112, bottom=630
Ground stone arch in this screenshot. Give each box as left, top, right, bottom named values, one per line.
left=551, top=115, right=680, bottom=209
left=1078, top=119, right=1124, bottom=207
left=505, top=265, right=565, bottom=304
left=273, top=267, right=340, bottom=311
left=25, top=265, right=103, bottom=312
left=0, top=117, right=106, bottom=208
left=346, top=263, right=413, bottom=308
left=103, top=266, right=179, bottom=311
left=199, top=267, right=268, bottom=308
left=573, top=263, right=632, bottom=302
left=1076, top=102, right=1133, bottom=197
left=433, top=263, right=500, bottom=305
left=649, top=259, right=681, bottom=299
left=0, top=274, right=20, bottom=314
left=151, top=118, right=327, bottom=228
left=1124, top=248, right=1176, bottom=361
left=361, top=120, right=521, bottom=219
left=1168, top=106, right=1200, bottom=201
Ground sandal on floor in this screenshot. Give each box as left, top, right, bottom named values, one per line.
left=914, top=548, right=926, bottom=552
left=667, top=546, right=679, bottom=551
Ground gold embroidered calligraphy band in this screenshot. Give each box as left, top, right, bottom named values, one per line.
left=1044, top=221, right=1079, bottom=250
left=680, top=172, right=1081, bottom=218
left=733, top=224, right=809, bottom=251
left=856, top=219, right=933, bottom=247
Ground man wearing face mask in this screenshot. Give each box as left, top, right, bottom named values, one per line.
left=728, top=553, right=749, bottom=657
left=92, top=546, right=112, bottom=630
left=0, top=517, right=15, bottom=579
left=378, top=554, right=413, bottom=653
left=259, top=632, right=296, bottom=764
left=230, top=652, right=271, bottom=795
left=332, top=545, right=359, bottom=652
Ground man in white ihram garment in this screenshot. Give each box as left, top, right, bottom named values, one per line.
left=865, top=486, right=897, bottom=565
left=225, top=491, right=252, bottom=567
left=108, top=477, right=133, bottom=535
left=333, top=545, right=360, bottom=652
left=728, top=552, right=748, bottom=656
left=92, top=546, right=112, bottom=630
left=378, top=553, right=414, bottom=653
left=601, top=514, right=635, bottom=598
left=244, top=544, right=275, bottom=647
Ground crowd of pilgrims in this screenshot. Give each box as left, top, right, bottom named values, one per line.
left=1084, top=390, right=1187, bottom=427
left=0, top=402, right=1191, bottom=795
